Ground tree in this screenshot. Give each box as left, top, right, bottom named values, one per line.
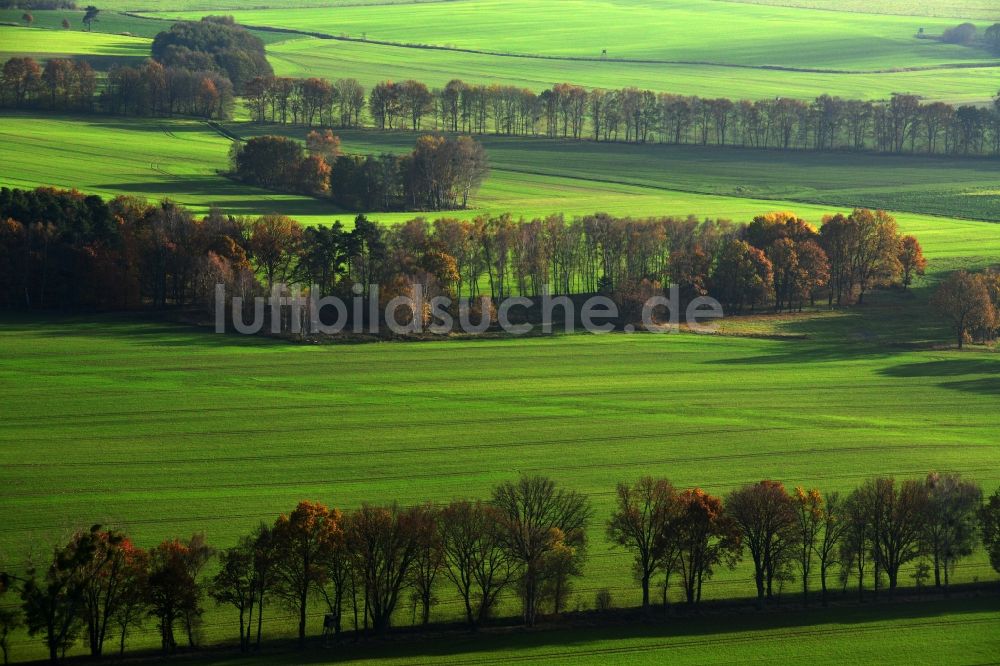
left=980, top=488, right=1000, bottom=576
left=111, top=547, right=149, bottom=656
left=232, top=136, right=304, bottom=190
left=2, top=57, right=41, bottom=108
left=726, top=480, right=798, bottom=608
left=305, top=129, right=341, bottom=162
left=439, top=500, right=513, bottom=630
left=345, top=504, right=421, bottom=633
left=607, top=477, right=678, bottom=608
left=673, top=488, right=739, bottom=605
left=898, top=235, right=927, bottom=290
left=857, top=477, right=927, bottom=592
left=0, top=575, right=21, bottom=666
left=210, top=537, right=258, bottom=652
left=793, top=487, right=823, bottom=605
left=20, top=535, right=96, bottom=663
left=931, top=271, right=996, bottom=348
left=271, top=501, right=341, bottom=645
left=814, top=491, right=848, bottom=606
left=83, top=6, right=100, bottom=32
left=942, top=22, right=977, bottom=45
left=986, top=23, right=1000, bottom=54
left=848, top=208, right=901, bottom=304
left=408, top=503, right=444, bottom=626
left=922, top=473, right=981, bottom=589
left=710, top=239, right=773, bottom=313
left=491, top=476, right=592, bottom=626
left=73, top=526, right=136, bottom=657
left=146, top=536, right=210, bottom=653
left=247, top=214, right=302, bottom=291
left=841, top=489, right=873, bottom=601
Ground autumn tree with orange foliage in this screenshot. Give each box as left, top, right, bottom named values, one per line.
left=272, top=501, right=342, bottom=645
left=674, top=488, right=739, bottom=605
left=898, top=235, right=927, bottom=290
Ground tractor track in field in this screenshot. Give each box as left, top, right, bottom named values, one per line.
left=0, top=437, right=993, bottom=471
left=1, top=446, right=993, bottom=499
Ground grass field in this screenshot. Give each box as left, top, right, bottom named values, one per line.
left=3, top=2, right=1000, bottom=663
left=267, top=36, right=1000, bottom=105
left=3, top=113, right=1000, bottom=277
left=724, top=0, right=1000, bottom=21
left=0, top=26, right=149, bottom=64
left=148, top=0, right=993, bottom=68
left=2, top=308, right=999, bottom=659
left=141, top=0, right=1000, bottom=104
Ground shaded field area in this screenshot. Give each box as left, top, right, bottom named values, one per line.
left=1, top=314, right=999, bottom=659
left=0, top=25, right=150, bottom=65
left=201, top=597, right=1000, bottom=665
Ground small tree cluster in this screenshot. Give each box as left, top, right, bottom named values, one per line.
left=231, top=133, right=488, bottom=211
left=931, top=269, right=1000, bottom=348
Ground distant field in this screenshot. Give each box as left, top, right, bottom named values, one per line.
left=723, top=0, right=1000, bottom=21
left=3, top=113, right=1000, bottom=273
left=0, top=25, right=149, bottom=64
left=0, top=10, right=295, bottom=43
left=267, top=37, right=1000, bottom=105
left=147, top=0, right=992, bottom=69
left=235, top=124, right=1000, bottom=223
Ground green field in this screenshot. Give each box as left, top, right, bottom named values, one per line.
left=0, top=25, right=149, bottom=63
left=2, top=306, right=999, bottom=659
left=3, top=113, right=1000, bottom=273
left=148, top=0, right=992, bottom=68
left=724, top=0, right=1000, bottom=21
left=267, top=36, right=1000, bottom=105
left=3, top=0, right=1000, bottom=662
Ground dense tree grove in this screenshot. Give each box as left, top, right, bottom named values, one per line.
left=1, top=474, right=996, bottom=663
left=231, top=130, right=488, bottom=211
left=150, top=17, right=272, bottom=92
left=0, top=188, right=940, bottom=332
left=0, top=56, right=235, bottom=119
left=230, top=133, right=489, bottom=211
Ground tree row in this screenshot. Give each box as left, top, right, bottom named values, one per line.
left=2, top=474, right=999, bottom=664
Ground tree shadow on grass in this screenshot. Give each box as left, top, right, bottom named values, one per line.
left=236, top=594, right=999, bottom=666
left=880, top=358, right=1000, bottom=396
left=94, top=177, right=343, bottom=219
left=0, top=312, right=282, bottom=350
